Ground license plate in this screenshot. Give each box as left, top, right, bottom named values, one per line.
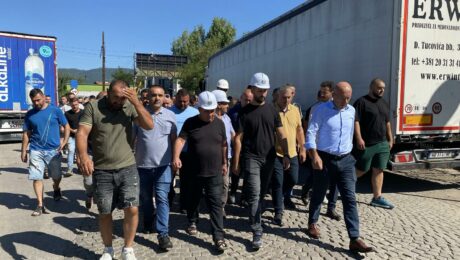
left=428, top=151, right=453, bottom=159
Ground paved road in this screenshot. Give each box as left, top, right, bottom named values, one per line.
left=1, top=142, right=459, bottom=259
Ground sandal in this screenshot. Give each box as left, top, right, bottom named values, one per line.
left=31, top=206, right=49, bottom=216
left=186, top=223, right=198, bottom=236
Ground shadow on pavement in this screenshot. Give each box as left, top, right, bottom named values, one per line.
left=0, top=192, right=36, bottom=210
left=0, top=167, right=28, bottom=175
left=0, top=231, right=97, bottom=259
left=0, top=189, right=92, bottom=215
left=355, top=171, right=459, bottom=195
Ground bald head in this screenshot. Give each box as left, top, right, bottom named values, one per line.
left=240, top=88, right=254, bottom=107
left=332, top=81, right=352, bottom=109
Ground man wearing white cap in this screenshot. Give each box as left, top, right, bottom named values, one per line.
left=172, top=91, right=228, bottom=253
left=212, top=89, right=235, bottom=218
left=232, top=72, right=290, bottom=250
left=216, top=79, right=229, bottom=92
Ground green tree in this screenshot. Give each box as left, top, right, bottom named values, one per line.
left=171, top=18, right=236, bottom=92
left=111, top=67, right=134, bottom=85
left=58, top=73, right=72, bottom=97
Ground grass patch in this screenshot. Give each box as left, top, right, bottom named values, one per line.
left=66, top=84, right=105, bottom=91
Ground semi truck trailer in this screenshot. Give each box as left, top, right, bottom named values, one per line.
left=0, top=31, right=57, bottom=142
left=207, top=0, right=460, bottom=170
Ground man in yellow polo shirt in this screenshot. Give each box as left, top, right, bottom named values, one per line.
left=271, top=85, right=307, bottom=225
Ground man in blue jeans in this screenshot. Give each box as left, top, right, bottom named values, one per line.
left=21, top=88, right=70, bottom=216
left=271, top=85, right=306, bottom=226
left=305, top=82, right=374, bottom=253
left=134, top=85, right=177, bottom=250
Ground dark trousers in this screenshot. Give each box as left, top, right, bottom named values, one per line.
left=178, top=152, right=190, bottom=210
left=308, top=152, right=360, bottom=239
left=187, top=174, right=225, bottom=242
left=302, top=158, right=339, bottom=211
left=271, top=156, right=299, bottom=214
left=243, top=150, right=275, bottom=234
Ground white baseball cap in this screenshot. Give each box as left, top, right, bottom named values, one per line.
left=198, top=91, right=217, bottom=110
left=249, top=72, right=270, bottom=89
left=216, top=79, right=229, bottom=90
left=211, top=90, right=230, bottom=103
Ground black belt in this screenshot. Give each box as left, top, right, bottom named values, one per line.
left=317, top=151, right=349, bottom=161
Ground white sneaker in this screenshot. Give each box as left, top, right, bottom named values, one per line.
left=121, top=248, right=137, bottom=260
left=99, top=247, right=114, bottom=260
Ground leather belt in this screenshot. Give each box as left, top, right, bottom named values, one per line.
left=317, top=151, right=350, bottom=161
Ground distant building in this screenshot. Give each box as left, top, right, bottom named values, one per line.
left=134, top=53, right=188, bottom=95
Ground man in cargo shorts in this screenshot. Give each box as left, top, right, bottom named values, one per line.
left=353, top=78, right=394, bottom=209
left=76, top=79, right=153, bottom=260
left=21, top=88, right=70, bottom=216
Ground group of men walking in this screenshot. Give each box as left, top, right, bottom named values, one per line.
left=21, top=72, right=395, bottom=259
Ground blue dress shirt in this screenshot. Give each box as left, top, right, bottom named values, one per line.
left=305, top=101, right=355, bottom=156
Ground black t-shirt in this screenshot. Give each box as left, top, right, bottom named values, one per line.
left=179, top=115, right=226, bottom=177
left=353, top=95, right=390, bottom=145
left=238, top=103, right=282, bottom=158
left=65, top=109, right=84, bottom=137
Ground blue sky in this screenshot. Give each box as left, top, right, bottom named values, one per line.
left=1, top=0, right=306, bottom=70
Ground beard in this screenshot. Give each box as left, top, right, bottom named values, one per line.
left=254, top=95, right=265, bottom=104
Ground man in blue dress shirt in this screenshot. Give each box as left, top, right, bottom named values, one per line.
left=305, top=82, right=374, bottom=253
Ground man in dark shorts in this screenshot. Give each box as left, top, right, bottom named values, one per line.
left=76, top=79, right=153, bottom=260
left=232, top=72, right=290, bottom=250
left=172, top=91, right=228, bottom=253
left=354, top=78, right=394, bottom=209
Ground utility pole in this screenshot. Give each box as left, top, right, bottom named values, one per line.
left=101, top=31, right=106, bottom=91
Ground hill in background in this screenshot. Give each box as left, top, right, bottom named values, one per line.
left=59, top=68, right=133, bottom=84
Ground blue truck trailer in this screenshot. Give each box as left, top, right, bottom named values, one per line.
left=0, top=31, right=57, bottom=141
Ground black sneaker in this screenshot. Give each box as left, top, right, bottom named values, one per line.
left=215, top=239, right=227, bottom=253
left=158, top=235, right=173, bottom=250
left=53, top=188, right=62, bottom=201
left=252, top=233, right=262, bottom=250
left=273, top=213, right=283, bottom=226
left=85, top=197, right=92, bottom=209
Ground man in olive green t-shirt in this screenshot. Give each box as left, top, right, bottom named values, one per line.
left=76, top=79, right=153, bottom=260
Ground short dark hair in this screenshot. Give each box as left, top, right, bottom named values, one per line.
left=69, top=97, right=79, bottom=103
left=176, top=88, right=189, bottom=98
left=320, top=81, right=334, bottom=91
left=29, top=88, right=44, bottom=98
left=108, top=79, right=129, bottom=91
left=369, top=78, right=385, bottom=88
left=45, top=95, right=51, bottom=98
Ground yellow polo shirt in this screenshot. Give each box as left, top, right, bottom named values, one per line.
left=275, top=104, right=302, bottom=158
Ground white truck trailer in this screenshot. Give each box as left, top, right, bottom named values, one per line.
left=207, top=0, right=460, bottom=170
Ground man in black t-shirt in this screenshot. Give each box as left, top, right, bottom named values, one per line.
left=232, top=72, right=290, bottom=250
left=64, top=98, right=84, bottom=177
left=353, top=78, right=394, bottom=209
left=172, top=91, right=228, bottom=253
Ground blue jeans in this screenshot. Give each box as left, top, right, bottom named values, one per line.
left=138, top=166, right=172, bottom=237
left=308, top=152, right=360, bottom=239
left=272, top=156, right=299, bottom=214
left=67, top=137, right=76, bottom=172
left=243, top=150, right=275, bottom=234
left=302, top=158, right=339, bottom=211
